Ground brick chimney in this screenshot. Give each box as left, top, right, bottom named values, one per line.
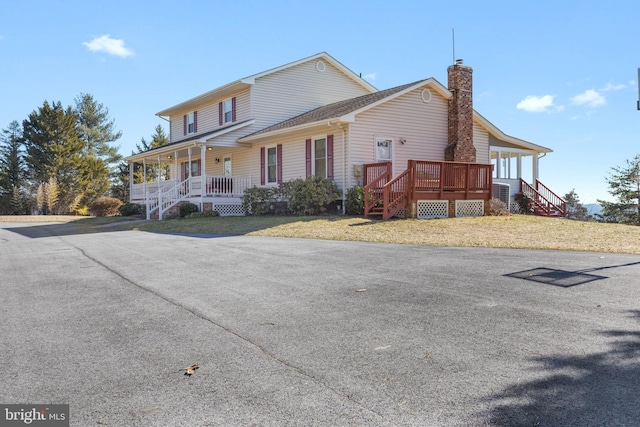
left=445, top=60, right=476, bottom=162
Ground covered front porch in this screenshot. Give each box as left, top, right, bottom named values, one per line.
left=126, top=143, right=251, bottom=219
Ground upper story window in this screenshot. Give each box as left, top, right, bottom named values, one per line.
left=183, top=111, right=197, bottom=135
left=223, top=99, right=233, bottom=123
left=219, top=97, right=237, bottom=126
left=187, top=113, right=195, bottom=133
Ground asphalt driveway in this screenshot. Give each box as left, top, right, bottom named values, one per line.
left=1, top=221, right=639, bottom=426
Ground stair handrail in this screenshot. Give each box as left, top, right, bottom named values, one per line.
left=158, top=177, right=192, bottom=219
left=520, top=179, right=565, bottom=217
left=535, top=179, right=567, bottom=216
left=382, top=167, right=412, bottom=220
left=363, top=162, right=392, bottom=217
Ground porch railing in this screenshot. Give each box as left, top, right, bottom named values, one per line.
left=205, top=176, right=252, bottom=197
left=520, top=179, right=567, bottom=217
left=131, top=180, right=177, bottom=201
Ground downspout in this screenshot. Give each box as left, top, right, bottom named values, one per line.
left=328, top=121, right=346, bottom=214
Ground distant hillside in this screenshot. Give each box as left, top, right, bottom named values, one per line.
left=584, top=203, right=603, bottom=216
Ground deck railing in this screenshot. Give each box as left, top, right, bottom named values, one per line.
left=364, top=160, right=493, bottom=219
left=520, top=179, right=567, bottom=217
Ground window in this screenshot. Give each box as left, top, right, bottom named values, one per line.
left=376, top=138, right=392, bottom=161
left=219, top=97, right=236, bottom=126
left=306, top=135, right=333, bottom=179
left=223, top=156, right=232, bottom=177
left=266, top=147, right=277, bottom=184
left=261, top=145, right=282, bottom=185
left=187, top=113, right=195, bottom=133
left=223, top=99, right=233, bottom=123
left=313, top=137, right=327, bottom=178
left=181, top=160, right=201, bottom=180
left=183, top=111, right=197, bottom=135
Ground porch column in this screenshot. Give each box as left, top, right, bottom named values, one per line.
left=143, top=159, right=147, bottom=193
left=533, top=155, right=539, bottom=182
left=174, top=151, right=178, bottom=182
left=517, top=154, right=522, bottom=180
left=157, top=155, right=161, bottom=183
left=188, top=147, right=193, bottom=194
left=495, top=150, right=502, bottom=178
left=128, top=161, right=134, bottom=202
left=201, top=145, right=206, bottom=201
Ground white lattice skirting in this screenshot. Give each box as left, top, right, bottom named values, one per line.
left=213, top=203, right=245, bottom=216
left=455, top=200, right=484, bottom=217
left=417, top=200, right=448, bottom=219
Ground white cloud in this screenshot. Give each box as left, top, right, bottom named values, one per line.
left=571, top=89, right=605, bottom=107
left=601, top=82, right=626, bottom=91
left=83, top=34, right=133, bottom=58
left=516, top=95, right=556, bottom=113
left=363, top=72, right=377, bottom=81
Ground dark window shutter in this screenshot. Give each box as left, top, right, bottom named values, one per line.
left=277, top=144, right=283, bottom=184
left=260, top=147, right=265, bottom=185
left=183, top=115, right=187, bottom=135
left=305, top=139, right=312, bottom=178
left=327, top=134, right=334, bottom=179
left=231, top=97, right=237, bottom=122
left=218, top=102, right=223, bottom=126
left=193, top=111, right=198, bottom=133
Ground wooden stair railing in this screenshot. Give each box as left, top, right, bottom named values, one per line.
left=364, top=162, right=392, bottom=217
left=381, top=168, right=412, bottom=220
left=535, top=179, right=567, bottom=216
left=520, top=179, right=566, bottom=217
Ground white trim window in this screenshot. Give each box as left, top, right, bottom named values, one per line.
left=187, top=112, right=195, bottom=133
left=375, top=137, right=393, bottom=161
left=223, top=99, right=233, bottom=124
left=266, top=146, right=278, bottom=184
left=223, top=155, right=232, bottom=177
left=313, top=137, right=327, bottom=178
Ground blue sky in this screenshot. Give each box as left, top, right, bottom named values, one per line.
left=1, top=0, right=638, bottom=203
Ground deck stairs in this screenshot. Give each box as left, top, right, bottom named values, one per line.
left=520, top=179, right=567, bottom=217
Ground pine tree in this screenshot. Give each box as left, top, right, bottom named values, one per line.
left=564, top=189, right=591, bottom=221
left=74, top=93, right=123, bottom=164
left=596, top=154, right=640, bottom=225
left=23, top=100, right=97, bottom=213
left=132, top=124, right=170, bottom=183
left=0, top=120, right=26, bottom=214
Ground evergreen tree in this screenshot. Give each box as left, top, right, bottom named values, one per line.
left=564, top=189, right=591, bottom=221
left=74, top=93, right=123, bottom=164
left=23, top=101, right=86, bottom=213
left=133, top=124, right=169, bottom=183
left=0, top=121, right=26, bottom=214
left=596, top=154, right=640, bottom=225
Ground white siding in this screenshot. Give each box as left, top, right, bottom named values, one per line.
left=202, top=128, right=347, bottom=190
left=473, top=123, right=490, bottom=164
left=169, top=88, right=251, bottom=142
left=251, top=60, right=372, bottom=130
left=348, top=86, right=449, bottom=180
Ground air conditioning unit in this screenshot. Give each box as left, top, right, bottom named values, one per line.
left=492, top=183, right=510, bottom=210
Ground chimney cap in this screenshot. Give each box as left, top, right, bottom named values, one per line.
left=455, top=59, right=464, bottom=65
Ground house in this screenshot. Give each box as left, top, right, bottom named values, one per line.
left=126, top=52, right=565, bottom=220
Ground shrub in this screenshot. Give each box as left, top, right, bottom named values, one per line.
left=279, top=176, right=341, bottom=216
left=185, top=211, right=220, bottom=219
left=242, top=186, right=282, bottom=215
left=345, top=186, right=364, bottom=215
left=514, top=192, right=534, bottom=214
left=119, top=202, right=144, bottom=217
left=179, top=202, right=199, bottom=218
left=91, top=197, right=123, bottom=217
left=488, top=198, right=510, bottom=216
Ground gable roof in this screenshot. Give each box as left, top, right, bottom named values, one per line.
left=156, top=52, right=377, bottom=117
left=473, top=112, right=552, bottom=153
left=239, top=78, right=451, bottom=142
